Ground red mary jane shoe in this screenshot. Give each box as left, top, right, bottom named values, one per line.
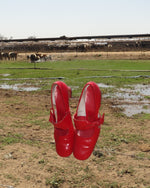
left=49, top=81, right=74, bottom=157
left=73, top=81, right=104, bottom=160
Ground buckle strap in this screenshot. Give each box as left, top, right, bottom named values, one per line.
left=74, top=113, right=104, bottom=130
left=49, top=108, right=72, bottom=130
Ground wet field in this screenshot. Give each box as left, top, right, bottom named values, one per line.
left=0, top=59, right=150, bottom=187
left=100, top=83, right=150, bottom=116
left=0, top=74, right=150, bottom=117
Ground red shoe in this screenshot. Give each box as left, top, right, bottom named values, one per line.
left=73, top=81, right=104, bottom=160
left=49, top=81, right=74, bottom=157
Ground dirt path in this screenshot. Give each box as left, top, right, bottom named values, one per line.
left=0, top=89, right=150, bottom=188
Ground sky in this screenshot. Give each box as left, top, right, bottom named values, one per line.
left=0, top=0, right=150, bottom=39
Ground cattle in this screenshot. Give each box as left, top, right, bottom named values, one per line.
left=2, top=53, right=10, bottom=60
left=0, top=52, right=3, bottom=60
left=75, top=43, right=90, bottom=52
left=9, top=52, right=17, bottom=60
left=36, top=53, right=42, bottom=58
left=40, top=54, right=51, bottom=61
left=30, top=54, right=40, bottom=63
left=107, top=44, right=113, bottom=48
left=0, top=52, right=18, bottom=61
left=36, top=53, right=51, bottom=61
left=27, top=54, right=40, bottom=62
left=27, top=53, right=51, bottom=62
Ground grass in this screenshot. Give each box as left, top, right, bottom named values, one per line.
left=0, top=133, right=42, bottom=147
left=4, top=173, right=19, bottom=184
left=0, top=133, right=23, bottom=145
left=133, top=113, right=150, bottom=120
left=101, top=182, right=122, bottom=188
left=98, top=130, right=144, bottom=148
left=0, top=59, right=150, bottom=96
left=1, top=59, right=150, bottom=69
left=45, top=176, right=65, bottom=187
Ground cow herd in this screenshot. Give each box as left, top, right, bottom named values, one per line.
left=0, top=52, right=17, bottom=60
left=0, top=52, right=52, bottom=62
left=27, top=53, right=52, bottom=62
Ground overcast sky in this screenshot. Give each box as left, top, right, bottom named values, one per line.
left=0, top=0, right=150, bottom=39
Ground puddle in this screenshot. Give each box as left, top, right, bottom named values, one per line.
left=103, top=84, right=150, bottom=117
left=113, top=92, right=146, bottom=103
left=132, top=84, right=150, bottom=96
left=114, top=104, right=150, bottom=117
left=0, top=81, right=150, bottom=116
left=0, top=74, right=11, bottom=77
left=0, top=84, right=40, bottom=91
left=97, top=83, right=114, bottom=88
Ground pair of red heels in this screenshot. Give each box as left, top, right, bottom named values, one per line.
left=49, top=81, right=104, bottom=160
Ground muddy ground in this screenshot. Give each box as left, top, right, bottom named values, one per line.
left=0, top=87, right=150, bottom=188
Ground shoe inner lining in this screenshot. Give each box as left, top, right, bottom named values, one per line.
left=52, top=84, right=68, bottom=136
left=52, top=84, right=57, bottom=122
left=77, top=85, right=89, bottom=117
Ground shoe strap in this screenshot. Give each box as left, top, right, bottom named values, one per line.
left=74, top=113, right=104, bottom=130
left=49, top=108, right=72, bottom=129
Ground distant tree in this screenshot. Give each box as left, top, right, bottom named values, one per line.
left=59, top=35, right=68, bottom=40
left=28, top=36, right=36, bottom=39
left=9, top=36, right=13, bottom=40
left=0, top=34, right=7, bottom=40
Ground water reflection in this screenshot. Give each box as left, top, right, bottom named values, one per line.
left=0, top=74, right=11, bottom=77
left=97, top=83, right=114, bottom=88
left=100, top=83, right=150, bottom=117
left=0, top=84, right=40, bottom=91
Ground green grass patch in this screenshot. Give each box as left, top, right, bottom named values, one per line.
left=133, top=113, right=150, bottom=120
left=45, top=176, right=65, bottom=187
left=0, top=60, right=150, bottom=95
left=0, top=133, right=23, bottom=145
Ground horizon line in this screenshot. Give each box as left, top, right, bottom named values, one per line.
left=1, top=33, right=150, bottom=43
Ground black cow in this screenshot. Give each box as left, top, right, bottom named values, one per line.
left=27, top=53, right=52, bottom=62
left=9, top=52, right=17, bottom=60
left=0, top=52, right=3, bottom=60
left=29, top=54, right=40, bottom=63
left=2, top=53, right=10, bottom=60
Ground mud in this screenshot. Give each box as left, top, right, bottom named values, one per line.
left=0, top=82, right=150, bottom=116
left=0, top=88, right=150, bottom=188
left=0, top=87, right=150, bottom=188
